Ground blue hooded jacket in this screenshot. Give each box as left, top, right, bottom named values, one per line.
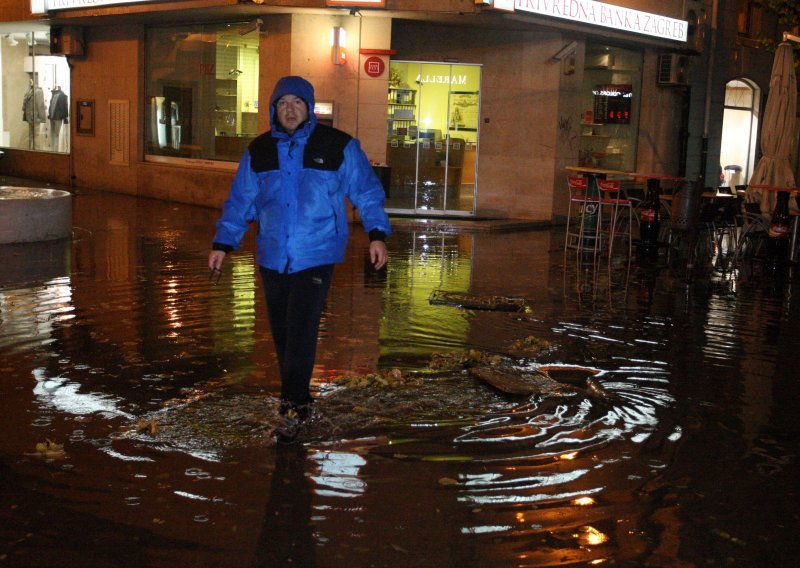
left=213, top=75, right=391, bottom=273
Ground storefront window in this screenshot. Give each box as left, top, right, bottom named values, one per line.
left=384, top=61, right=481, bottom=216
left=144, top=24, right=260, bottom=164
left=0, top=29, right=71, bottom=153
left=579, top=45, right=642, bottom=172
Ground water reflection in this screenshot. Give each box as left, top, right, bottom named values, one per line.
left=1, top=191, right=799, bottom=565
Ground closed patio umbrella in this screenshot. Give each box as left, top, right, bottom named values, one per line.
left=746, top=41, right=797, bottom=214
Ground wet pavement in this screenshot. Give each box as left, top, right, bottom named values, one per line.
left=1, top=187, right=799, bottom=566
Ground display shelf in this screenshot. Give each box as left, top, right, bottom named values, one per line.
left=388, top=87, right=416, bottom=105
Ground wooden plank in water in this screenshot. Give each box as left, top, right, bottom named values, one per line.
left=429, top=290, right=529, bottom=312
left=468, top=366, right=539, bottom=395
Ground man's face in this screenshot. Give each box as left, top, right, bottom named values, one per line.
left=275, top=94, right=308, bottom=135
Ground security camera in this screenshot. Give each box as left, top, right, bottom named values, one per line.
left=552, top=41, right=578, bottom=61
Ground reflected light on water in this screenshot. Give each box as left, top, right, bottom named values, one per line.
left=578, top=525, right=609, bottom=546
left=573, top=496, right=596, bottom=506
left=310, top=450, right=367, bottom=498
left=3, top=191, right=797, bottom=566
left=32, top=367, right=134, bottom=419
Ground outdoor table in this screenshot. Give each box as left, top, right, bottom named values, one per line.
left=624, top=172, right=687, bottom=200
left=750, top=184, right=800, bottom=262
left=564, top=166, right=632, bottom=190
left=625, top=172, right=686, bottom=185
left=564, top=165, right=631, bottom=178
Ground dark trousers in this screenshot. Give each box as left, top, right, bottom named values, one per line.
left=259, top=264, right=334, bottom=410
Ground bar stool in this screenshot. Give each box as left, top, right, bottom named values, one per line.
left=598, top=179, right=633, bottom=257
left=564, top=175, right=604, bottom=258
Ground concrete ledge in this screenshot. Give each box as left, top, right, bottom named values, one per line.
left=0, top=187, right=73, bottom=243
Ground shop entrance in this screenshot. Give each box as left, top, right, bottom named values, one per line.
left=719, top=79, right=760, bottom=188
left=385, top=62, right=480, bottom=216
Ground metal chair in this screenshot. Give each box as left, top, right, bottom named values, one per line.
left=732, top=201, right=770, bottom=265
left=598, top=179, right=633, bottom=257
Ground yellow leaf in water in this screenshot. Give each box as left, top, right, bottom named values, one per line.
left=34, top=439, right=66, bottom=459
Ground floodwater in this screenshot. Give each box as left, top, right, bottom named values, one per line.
left=1, top=188, right=799, bottom=567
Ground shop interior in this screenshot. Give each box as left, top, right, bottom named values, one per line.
left=579, top=44, right=642, bottom=173
left=0, top=28, right=71, bottom=154
left=384, top=61, right=481, bottom=216
left=145, top=24, right=260, bottom=163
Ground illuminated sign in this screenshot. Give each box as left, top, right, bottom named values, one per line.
left=593, top=84, right=632, bottom=124
left=490, top=1, right=688, bottom=42
left=31, top=0, right=153, bottom=13
left=416, top=74, right=468, bottom=85
left=314, top=101, right=334, bottom=117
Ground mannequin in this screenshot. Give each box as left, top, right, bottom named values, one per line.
left=48, top=85, right=69, bottom=152
left=154, top=96, right=167, bottom=149
left=170, top=101, right=181, bottom=150
left=22, top=77, right=47, bottom=149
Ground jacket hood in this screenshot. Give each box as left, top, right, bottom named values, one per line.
left=269, top=75, right=316, bottom=134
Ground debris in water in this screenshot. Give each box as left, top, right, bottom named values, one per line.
left=331, top=367, right=423, bottom=389
left=135, top=419, right=159, bottom=436
left=508, top=335, right=552, bottom=356
left=469, top=365, right=547, bottom=396
left=427, top=349, right=503, bottom=372
left=461, top=358, right=614, bottom=400
left=429, top=290, right=530, bottom=312
left=33, top=439, right=66, bottom=459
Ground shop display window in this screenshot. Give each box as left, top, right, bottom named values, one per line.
left=385, top=61, right=481, bottom=216
left=144, top=24, right=260, bottom=164
left=0, top=30, right=71, bottom=153
left=580, top=45, right=642, bottom=172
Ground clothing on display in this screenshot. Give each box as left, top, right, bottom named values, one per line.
left=48, top=86, right=69, bottom=152
left=23, top=83, right=47, bottom=149
left=170, top=101, right=181, bottom=150
left=23, top=85, right=47, bottom=124
left=48, top=86, right=69, bottom=120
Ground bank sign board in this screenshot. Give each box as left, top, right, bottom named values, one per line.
left=31, top=0, right=154, bottom=12
left=489, top=0, right=688, bottom=42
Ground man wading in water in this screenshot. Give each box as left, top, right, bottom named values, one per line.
left=209, top=76, right=391, bottom=443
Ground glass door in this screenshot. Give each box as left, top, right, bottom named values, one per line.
left=385, top=62, right=480, bottom=216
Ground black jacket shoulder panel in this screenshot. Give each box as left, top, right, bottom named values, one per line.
left=303, top=125, right=353, bottom=171
left=248, top=131, right=280, bottom=173
left=247, top=126, right=353, bottom=173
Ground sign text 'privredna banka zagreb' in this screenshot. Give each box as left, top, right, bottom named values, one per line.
left=491, top=0, right=688, bottom=42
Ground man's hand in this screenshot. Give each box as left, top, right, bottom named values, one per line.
left=208, top=250, right=226, bottom=271
left=369, top=241, right=388, bottom=270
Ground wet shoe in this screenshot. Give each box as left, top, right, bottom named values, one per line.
left=273, top=405, right=312, bottom=444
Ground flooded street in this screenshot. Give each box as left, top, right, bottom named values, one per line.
left=1, top=188, right=799, bottom=567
